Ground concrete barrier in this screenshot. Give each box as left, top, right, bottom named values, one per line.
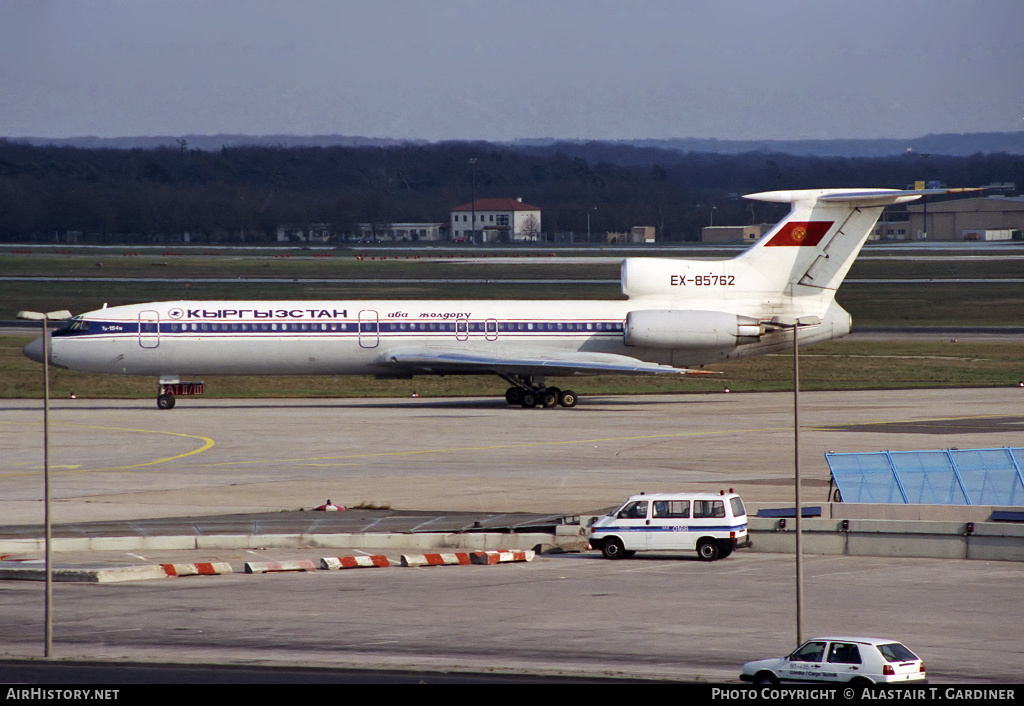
left=161, top=562, right=233, bottom=576
left=748, top=517, right=1024, bottom=561
left=320, top=555, right=390, bottom=570
left=243, top=559, right=317, bottom=574
left=0, top=564, right=168, bottom=583
left=470, top=550, right=535, bottom=565
left=400, top=552, right=474, bottom=567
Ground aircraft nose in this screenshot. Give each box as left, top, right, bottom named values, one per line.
left=23, top=336, right=46, bottom=363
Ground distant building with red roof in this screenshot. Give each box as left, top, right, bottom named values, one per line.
left=450, top=197, right=542, bottom=242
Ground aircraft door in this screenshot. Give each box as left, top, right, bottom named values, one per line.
left=485, top=318, right=498, bottom=341
left=358, top=310, right=379, bottom=348
left=456, top=317, right=469, bottom=341
left=139, top=310, right=160, bottom=348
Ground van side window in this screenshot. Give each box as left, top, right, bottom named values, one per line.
left=693, top=500, right=726, bottom=518
left=730, top=497, right=745, bottom=517
left=617, top=501, right=648, bottom=519
left=653, top=500, right=690, bottom=518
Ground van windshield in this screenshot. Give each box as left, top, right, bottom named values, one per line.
left=616, top=501, right=648, bottom=519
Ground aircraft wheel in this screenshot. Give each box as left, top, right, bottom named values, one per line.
left=520, top=392, right=539, bottom=408
left=558, top=389, right=578, bottom=408
left=541, top=389, right=559, bottom=408
left=156, top=394, right=176, bottom=410
left=505, top=387, right=523, bottom=405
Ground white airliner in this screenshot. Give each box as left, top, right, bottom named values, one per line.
left=23, top=187, right=968, bottom=409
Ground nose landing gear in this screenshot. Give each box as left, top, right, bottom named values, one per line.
left=156, top=379, right=204, bottom=410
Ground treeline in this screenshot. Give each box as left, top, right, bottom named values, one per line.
left=1, top=139, right=1021, bottom=243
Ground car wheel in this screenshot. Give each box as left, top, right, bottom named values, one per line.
left=697, top=539, right=720, bottom=561
left=601, top=537, right=626, bottom=560
left=754, top=671, right=779, bottom=685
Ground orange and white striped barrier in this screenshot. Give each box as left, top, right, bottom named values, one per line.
left=469, top=549, right=535, bottom=565
left=320, top=555, right=390, bottom=570
left=399, top=552, right=473, bottom=567
left=161, top=562, right=233, bottom=577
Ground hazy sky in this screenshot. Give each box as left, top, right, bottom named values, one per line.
left=2, top=0, right=1022, bottom=141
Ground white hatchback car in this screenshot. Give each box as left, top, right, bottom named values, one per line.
left=740, top=637, right=926, bottom=684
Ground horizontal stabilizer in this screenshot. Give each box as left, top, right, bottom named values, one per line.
left=746, top=187, right=985, bottom=208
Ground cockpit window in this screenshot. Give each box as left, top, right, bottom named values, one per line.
left=52, top=318, right=88, bottom=336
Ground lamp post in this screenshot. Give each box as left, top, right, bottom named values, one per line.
left=17, top=309, right=72, bottom=658
left=771, top=314, right=820, bottom=647
left=587, top=206, right=597, bottom=243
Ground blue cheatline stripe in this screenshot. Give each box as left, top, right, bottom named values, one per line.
left=592, top=523, right=746, bottom=534
left=58, top=319, right=627, bottom=338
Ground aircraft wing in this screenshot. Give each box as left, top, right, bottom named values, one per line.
left=376, top=348, right=714, bottom=377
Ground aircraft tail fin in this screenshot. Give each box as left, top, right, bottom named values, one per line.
left=737, top=187, right=981, bottom=295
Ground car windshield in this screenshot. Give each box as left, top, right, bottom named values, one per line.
left=877, top=643, right=918, bottom=662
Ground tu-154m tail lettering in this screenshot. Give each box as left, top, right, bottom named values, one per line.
left=23, top=188, right=972, bottom=409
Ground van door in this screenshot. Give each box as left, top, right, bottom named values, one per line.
left=609, top=500, right=650, bottom=550
left=647, top=499, right=692, bottom=550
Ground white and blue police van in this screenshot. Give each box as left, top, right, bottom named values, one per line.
left=589, top=491, right=749, bottom=560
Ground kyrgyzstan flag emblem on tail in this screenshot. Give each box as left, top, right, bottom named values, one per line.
left=764, top=221, right=833, bottom=247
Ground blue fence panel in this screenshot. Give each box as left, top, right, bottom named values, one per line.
left=950, top=449, right=1020, bottom=506
left=1010, top=449, right=1024, bottom=506
left=826, top=448, right=1024, bottom=506
left=889, top=451, right=968, bottom=505
left=826, top=452, right=903, bottom=504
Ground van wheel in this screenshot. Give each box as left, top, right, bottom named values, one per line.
left=754, top=671, right=778, bottom=685
left=697, top=539, right=720, bottom=561
left=601, top=537, right=626, bottom=560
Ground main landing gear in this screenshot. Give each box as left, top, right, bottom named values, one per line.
left=500, top=375, right=578, bottom=409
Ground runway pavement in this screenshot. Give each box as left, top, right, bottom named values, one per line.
left=3, top=388, right=1024, bottom=683
left=3, top=387, right=1023, bottom=526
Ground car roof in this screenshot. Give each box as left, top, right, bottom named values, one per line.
left=624, top=492, right=741, bottom=501
left=807, top=637, right=907, bottom=646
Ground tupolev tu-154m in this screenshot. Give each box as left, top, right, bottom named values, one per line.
left=23, top=187, right=974, bottom=409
